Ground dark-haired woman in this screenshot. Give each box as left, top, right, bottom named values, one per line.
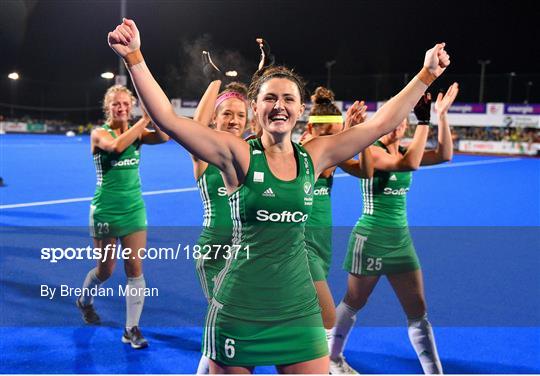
left=107, top=18, right=450, bottom=373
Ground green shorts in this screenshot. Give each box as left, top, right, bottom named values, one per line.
left=195, top=229, right=232, bottom=301
left=343, top=226, right=420, bottom=276
left=202, top=300, right=328, bottom=366
left=89, top=204, right=147, bottom=239
left=305, top=227, right=332, bottom=281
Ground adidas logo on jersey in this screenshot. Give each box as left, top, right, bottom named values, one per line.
left=262, top=188, right=275, bottom=197
left=389, top=174, right=397, bottom=181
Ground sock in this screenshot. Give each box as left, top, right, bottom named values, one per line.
left=408, top=314, right=443, bottom=374
left=80, top=268, right=103, bottom=306
left=196, top=354, right=210, bottom=374
left=329, top=301, right=358, bottom=360
left=125, top=274, right=146, bottom=328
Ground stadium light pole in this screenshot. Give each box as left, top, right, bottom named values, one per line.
left=507, top=72, right=516, bottom=103
left=524, top=81, right=533, bottom=104
left=8, top=72, right=20, bottom=118
left=118, top=0, right=127, bottom=85
left=478, top=59, right=491, bottom=103
left=325, top=60, right=336, bottom=90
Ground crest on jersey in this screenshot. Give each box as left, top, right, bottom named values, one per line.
left=303, top=182, right=313, bottom=195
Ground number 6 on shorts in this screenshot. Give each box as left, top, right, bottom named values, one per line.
left=225, top=338, right=235, bottom=358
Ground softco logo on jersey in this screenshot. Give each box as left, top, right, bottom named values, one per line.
left=314, top=187, right=329, bottom=196
left=383, top=187, right=409, bottom=196
left=256, top=210, right=308, bottom=223
left=111, top=158, right=139, bottom=167
left=217, top=187, right=228, bottom=196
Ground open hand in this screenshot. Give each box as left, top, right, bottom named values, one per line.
left=344, top=100, right=368, bottom=129
left=435, top=82, right=459, bottom=114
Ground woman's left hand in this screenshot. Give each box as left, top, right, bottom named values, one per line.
left=434, top=82, right=459, bottom=115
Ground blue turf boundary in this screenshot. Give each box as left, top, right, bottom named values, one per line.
left=0, top=327, right=538, bottom=374
left=1, top=134, right=540, bottom=373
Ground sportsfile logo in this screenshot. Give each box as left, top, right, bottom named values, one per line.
left=111, top=158, right=139, bottom=167
left=256, top=210, right=308, bottom=223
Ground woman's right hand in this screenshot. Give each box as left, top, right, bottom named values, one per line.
left=107, top=18, right=140, bottom=58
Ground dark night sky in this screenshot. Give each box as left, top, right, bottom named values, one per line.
left=0, top=0, right=538, bottom=121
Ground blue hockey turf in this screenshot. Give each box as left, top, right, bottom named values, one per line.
left=1, top=134, right=539, bottom=373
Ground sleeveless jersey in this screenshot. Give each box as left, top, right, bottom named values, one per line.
left=357, top=140, right=411, bottom=228
left=212, top=138, right=320, bottom=321
left=306, top=174, right=333, bottom=227
left=91, top=124, right=144, bottom=213
left=196, top=164, right=233, bottom=234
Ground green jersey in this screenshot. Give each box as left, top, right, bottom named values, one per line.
left=357, top=140, right=411, bottom=228
left=90, top=124, right=146, bottom=238
left=307, top=175, right=333, bottom=227
left=213, top=138, right=319, bottom=321
left=91, top=124, right=144, bottom=213
left=196, top=164, right=233, bottom=234
left=196, top=164, right=233, bottom=301
left=344, top=141, right=419, bottom=275
left=305, top=174, right=333, bottom=281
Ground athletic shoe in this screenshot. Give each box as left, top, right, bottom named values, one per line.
left=121, top=326, right=149, bottom=349
left=330, top=355, right=359, bottom=374
left=76, top=298, right=100, bottom=324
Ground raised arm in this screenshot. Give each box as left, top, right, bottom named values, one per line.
left=92, top=116, right=148, bottom=154
left=370, top=93, right=432, bottom=171
left=107, top=19, right=249, bottom=184
left=421, top=82, right=459, bottom=165
left=304, top=43, right=450, bottom=176
left=190, top=56, right=223, bottom=175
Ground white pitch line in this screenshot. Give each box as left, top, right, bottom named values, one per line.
left=418, top=157, right=522, bottom=170
left=0, top=157, right=524, bottom=210
left=334, top=157, right=522, bottom=178
left=0, top=187, right=198, bottom=209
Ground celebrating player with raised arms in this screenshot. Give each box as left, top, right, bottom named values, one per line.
left=328, top=84, right=459, bottom=374
left=107, top=18, right=450, bottom=373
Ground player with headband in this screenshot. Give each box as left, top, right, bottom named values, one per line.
left=300, top=87, right=373, bottom=333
